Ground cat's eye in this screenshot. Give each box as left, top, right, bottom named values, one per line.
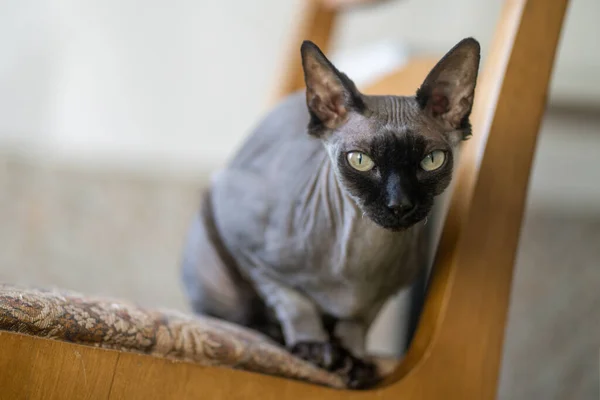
left=420, top=150, right=446, bottom=171
left=347, top=151, right=375, bottom=172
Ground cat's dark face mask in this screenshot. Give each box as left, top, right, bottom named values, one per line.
left=300, top=38, right=480, bottom=231
left=331, top=121, right=455, bottom=231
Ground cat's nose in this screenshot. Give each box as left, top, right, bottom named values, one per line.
left=387, top=197, right=414, bottom=215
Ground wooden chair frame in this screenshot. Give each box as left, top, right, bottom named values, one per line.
left=0, top=0, right=569, bottom=398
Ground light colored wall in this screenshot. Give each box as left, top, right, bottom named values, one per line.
left=0, top=0, right=598, bottom=174
left=0, top=0, right=298, bottom=172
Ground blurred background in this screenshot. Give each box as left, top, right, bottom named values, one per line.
left=0, top=1, right=598, bottom=399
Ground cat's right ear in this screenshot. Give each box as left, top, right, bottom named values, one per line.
left=301, top=41, right=365, bottom=135
left=416, top=38, right=480, bottom=140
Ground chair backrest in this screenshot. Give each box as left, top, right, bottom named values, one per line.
left=270, top=0, right=570, bottom=398
left=268, top=0, right=337, bottom=104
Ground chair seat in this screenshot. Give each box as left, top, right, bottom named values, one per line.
left=0, top=284, right=395, bottom=389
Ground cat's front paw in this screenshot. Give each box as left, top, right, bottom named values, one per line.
left=345, top=357, right=378, bottom=390
left=290, top=341, right=379, bottom=389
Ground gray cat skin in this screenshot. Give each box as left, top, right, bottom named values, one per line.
left=181, top=38, right=480, bottom=389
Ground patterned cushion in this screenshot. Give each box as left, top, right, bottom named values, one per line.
left=0, top=284, right=394, bottom=388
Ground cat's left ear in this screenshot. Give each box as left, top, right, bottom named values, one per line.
left=416, top=38, right=481, bottom=140
left=301, top=41, right=365, bottom=134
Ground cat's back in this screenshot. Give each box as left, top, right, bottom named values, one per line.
left=227, top=91, right=325, bottom=175
left=209, top=91, right=328, bottom=259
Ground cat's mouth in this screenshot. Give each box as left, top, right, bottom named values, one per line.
left=364, top=204, right=428, bottom=232
left=390, top=205, right=418, bottom=219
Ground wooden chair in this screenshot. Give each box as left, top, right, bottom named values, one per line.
left=0, top=0, right=569, bottom=398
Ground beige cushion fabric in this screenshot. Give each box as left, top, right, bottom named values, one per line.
left=0, top=284, right=348, bottom=388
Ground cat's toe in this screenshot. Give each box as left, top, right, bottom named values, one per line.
left=290, top=341, right=380, bottom=389
left=290, top=341, right=346, bottom=370
left=345, top=358, right=379, bottom=390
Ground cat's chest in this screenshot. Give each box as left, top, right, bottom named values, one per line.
left=331, top=220, right=421, bottom=299
left=273, top=207, right=425, bottom=318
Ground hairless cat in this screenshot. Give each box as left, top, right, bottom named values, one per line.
left=181, top=38, right=480, bottom=388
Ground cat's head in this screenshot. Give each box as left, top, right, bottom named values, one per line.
left=301, top=38, right=480, bottom=231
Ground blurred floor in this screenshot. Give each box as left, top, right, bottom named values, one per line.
left=499, top=209, right=599, bottom=399
left=0, top=108, right=598, bottom=399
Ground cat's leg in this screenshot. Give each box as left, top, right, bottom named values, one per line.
left=251, top=272, right=329, bottom=345
left=332, top=320, right=379, bottom=388
left=181, top=192, right=284, bottom=343
left=251, top=273, right=376, bottom=388
left=208, top=169, right=328, bottom=345
left=333, top=295, right=389, bottom=357
left=329, top=298, right=391, bottom=387
left=334, top=320, right=367, bottom=357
